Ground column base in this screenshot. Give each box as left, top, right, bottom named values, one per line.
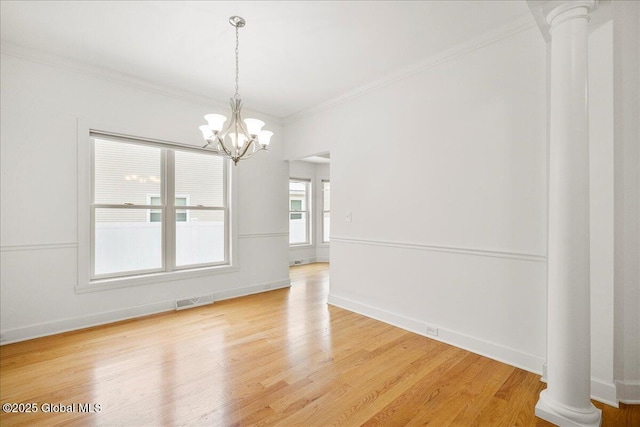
left=535, top=390, right=602, bottom=427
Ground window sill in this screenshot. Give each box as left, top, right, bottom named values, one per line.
left=76, top=263, right=238, bottom=294
left=289, top=243, right=314, bottom=249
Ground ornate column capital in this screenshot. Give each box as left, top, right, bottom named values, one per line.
left=545, top=0, right=598, bottom=29
left=527, top=1, right=598, bottom=41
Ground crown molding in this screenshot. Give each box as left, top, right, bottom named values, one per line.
left=0, top=39, right=282, bottom=124
left=282, top=13, right=537, bottom=126
left=1, top=9, right=538, bottom=129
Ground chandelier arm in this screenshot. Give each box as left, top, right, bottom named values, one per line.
left=215, top=107, right=237, bottom=157
left=215, top=129, right=233, bottom=157
left=203, top=136, right=221, bottom=150
left=217, top=98, right=239, bottom=141
left=234, top=102, right=260, bottom=160
left=237, top=138, right=257, bottom=159
left=237, top=115, right=251, bottom=138
left=238, top=146, right=268, bottom=161
left=217, top=135, right=234, bottom=158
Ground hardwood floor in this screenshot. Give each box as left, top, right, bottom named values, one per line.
left=1, top=263, right=638, bottom=426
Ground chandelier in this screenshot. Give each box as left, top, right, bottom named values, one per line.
left=199, top=16, right=273, bottom=165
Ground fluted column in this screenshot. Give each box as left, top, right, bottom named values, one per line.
left=534, top=1, right=601, bottom=426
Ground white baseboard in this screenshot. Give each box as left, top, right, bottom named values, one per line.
left=289, top=258, right=314, bottom=266
left=0, top=301, right=173, bottom=345
left=617, top=380, right=640, bottom=404
left=327, top=293, right=544, bottom=376
left=328, top=295, right=624, bottom=407
left=212, top=279, right=291, bottom=302
left=591, top=377, right=618, bottom=407
left=0, top=278, right=291, bottom=345
left=289, top=257, right=330, bottom=266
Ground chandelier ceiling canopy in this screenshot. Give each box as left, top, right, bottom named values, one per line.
left=199, top=16, right=272, bottom=165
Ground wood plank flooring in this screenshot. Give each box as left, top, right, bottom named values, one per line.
left=1, top=263, right=638, bottom=426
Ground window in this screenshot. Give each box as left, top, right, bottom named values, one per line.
left=149, top=196, right=188, bottom=222
left=91, top=135, right=229, bottom=280
left=289, top=179, right=310, bottom=245
left=290, top=200, right=302, bottom=220
left=322, top=180, right=330, bottom=242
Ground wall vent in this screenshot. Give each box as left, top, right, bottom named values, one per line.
left=175, top=294, right=214, bottom=311
left=294, top=260, right=304, bottom=265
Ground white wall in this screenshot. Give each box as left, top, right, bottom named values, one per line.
left=284, top=8, right=640, bottom=405
left=0, top=51, right=290, bottom=343
left=286, top=24, right=549, bottom=374
left=288, top=160, right=330, bottom=264
left=612, top=0, right=640, bottom=404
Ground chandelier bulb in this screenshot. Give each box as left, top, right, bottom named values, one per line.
left=244, top=118, right=265, bottom=136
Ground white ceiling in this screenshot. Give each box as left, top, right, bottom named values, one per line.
left=300, top=153, right=331, bottom=164
left=0, top=1, right=531, bottom=119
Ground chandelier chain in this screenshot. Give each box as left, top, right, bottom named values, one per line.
left=235, top=24, right=240, bottom=100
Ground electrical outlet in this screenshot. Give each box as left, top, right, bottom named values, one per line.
left=346, top=212, right=352, bottom=223
left=426, top=325, right=439, bottom=337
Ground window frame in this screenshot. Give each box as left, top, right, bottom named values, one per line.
left=289, top=178, right=311, bottom=246
left=148, top=195, right=189, bottom=223
left=321, top=180, right=330, bottom=243
left=77, top=125, right=238, bottom=293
